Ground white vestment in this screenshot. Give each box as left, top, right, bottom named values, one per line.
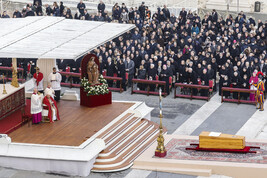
left=33, top=77, right=44, bottom=91
left=48, top=72, right=62, bottom=91
left=52, top=108, right=57, bottom=121
left=31, top=94, right=42, bottom=114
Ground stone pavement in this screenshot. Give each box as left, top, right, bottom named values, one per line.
left=1, top=86, right=266, bottom=177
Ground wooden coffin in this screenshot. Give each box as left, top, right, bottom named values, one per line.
left=199, top=131, right=245, bottom=149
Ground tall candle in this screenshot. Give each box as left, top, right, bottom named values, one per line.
left=159, top=88, right=162, bottom=115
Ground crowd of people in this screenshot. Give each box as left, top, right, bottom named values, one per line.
left=0, top=1, right=266, bottom=100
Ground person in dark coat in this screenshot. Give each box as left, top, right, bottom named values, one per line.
left=35, top=1, right=43, bottom=16
left=137, top=65, right=146, bottom=90
left=98, top=0, right=105, bottom=14
left=52, top=2, right=60, bottom=16
left=148, top=63, right=157, bottom=91
left=222, top=75, right=230, bottom=98
left=219, top=65, right=228, bottom=96
left=162, top=5, right=170, bottom=19
left=160, top=64, right=171, bottom=95
left=45, top=4, right=53, bottom=16
left=106, top=57, right=115, bottom=87
left=33, top=0, right=42, bottom=6
left=231, top=72, right=240, bottom=99
left=239, top=74, right=249, bottom=100
left=200, top=69, right=209, bottom=96
left=57, top=59, right=67, bottom=82
left=186, top=67, right=198, bottom=95
left=77, top=0, right=86, bottom=16
left=59, top=1, right=65, bottom=16
left=117, top=59, right=126, bottom=91
left=211, top=9, right=218, bottom=22
left=138, top=2, right=146, bottom=20
left=179, top=8, right=187, bottom=25
left=211, top=58, right=218, bottom=91
left=178, top=60, right=187, bottom=83
left=13, top=10, right=22, bottom=18
left=84, top=10, right=90, bottom=20
left=69, top=59, right=80, bottom=84
left=207, top=64, right=214, bottom=80
left=25, top=8, right=35, bottom=16
left=125, top=56, right=135, bottom=87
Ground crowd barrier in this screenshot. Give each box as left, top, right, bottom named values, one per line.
left=0, top=66, right=25, bottom=83
left=131, top=79, right=167, bottom=97
left=59, top=71, right=81, bottom=88
left=174, top=83, right=210, bottom=101
left=59, top=71, right=124, bottom=92
left=103, top=76, right=123, bottom=93
left=221, top=87, right=257, bottom=105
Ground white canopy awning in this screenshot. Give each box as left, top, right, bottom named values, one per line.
left=0, top=16, right=135, bottom=60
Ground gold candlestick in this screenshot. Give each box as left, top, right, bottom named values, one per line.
left=155, top=88, right=167, bottom=157
left=2, top=74, right=7, bottom=94
left=11, top=67, right=19, bottom=88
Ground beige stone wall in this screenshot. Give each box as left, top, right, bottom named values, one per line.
left=203, top=0, right=267, bottom=13
left=37, top=59, right=56, bottom=87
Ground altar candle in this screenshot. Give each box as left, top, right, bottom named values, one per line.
left=159, top=88, right=162, bottom=115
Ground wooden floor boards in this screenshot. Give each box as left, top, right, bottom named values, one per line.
left=8, top=101, right=133, bottom=146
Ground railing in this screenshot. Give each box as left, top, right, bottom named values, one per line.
left=131, top=79, right=167, bottom=97
left=103, top=76, right=123, bottom=93
left=174, top=83, right=210, bottom=101
left=59, top=71, right=81, bottom=88
left=0, top=66, right=25, bottom=83
left=221, top=87, right=257, bottom=105
left=59, top=72, right=124, bottom=92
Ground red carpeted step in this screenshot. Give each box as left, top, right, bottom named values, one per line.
left=0, top=110, right=22, bottom=134
left=0, top=99, right=31, bottom=134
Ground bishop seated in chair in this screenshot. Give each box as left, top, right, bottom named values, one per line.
left=43, top=93, right=60, bottom=123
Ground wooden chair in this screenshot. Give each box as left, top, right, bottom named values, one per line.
left=42, top=104, right=50, bottom=123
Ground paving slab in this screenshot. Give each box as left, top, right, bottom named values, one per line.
left=192, top=103, right=256, bottom=136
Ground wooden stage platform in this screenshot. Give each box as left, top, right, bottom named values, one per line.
left=8, top=101, right=134, bottom=146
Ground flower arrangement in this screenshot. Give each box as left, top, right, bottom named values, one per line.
left=81, top=75, right=109, bottom=96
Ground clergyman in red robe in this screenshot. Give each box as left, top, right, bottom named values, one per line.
left=43, top=94, right=60, bottom=123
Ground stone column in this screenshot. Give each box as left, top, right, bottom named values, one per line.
left=37, top=58, right=56, bottom=88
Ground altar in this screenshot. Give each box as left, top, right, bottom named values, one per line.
left=0, top=84, right=25, bottom=134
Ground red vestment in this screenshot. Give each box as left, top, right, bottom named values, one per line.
left=43, top=96, right=60, bottom=123
left=66, top=66, right=70, bottom=77
left=27, top=63, right=31, bottom=74
left=33, top=72, right=43, bottom=86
